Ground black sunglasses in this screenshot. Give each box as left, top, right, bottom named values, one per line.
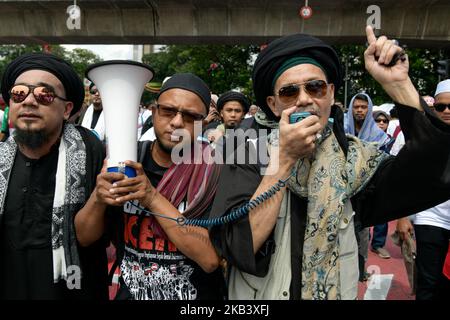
left=10, top=84, right=68, bottom=105
left=375, top=118, right=388, bottom=123
left=434, top=103, right=450, bottom=112
left=276, top=80, right=328, bottom=104
left=156, top=104, right=205, bottom=123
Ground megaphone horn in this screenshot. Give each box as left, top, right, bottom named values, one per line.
left=86, top=60, right=154, bottom=177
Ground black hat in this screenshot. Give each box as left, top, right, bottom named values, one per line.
left=1, top=52, right=84, bottom=117
left=217, top=91, right=250, bottom=114
left=157, top=73, right=211, bottom=113
left=252, top=34, right=343, bottom=121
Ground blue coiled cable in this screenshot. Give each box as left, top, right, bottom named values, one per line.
left=127, top=170, right=295, bottom=227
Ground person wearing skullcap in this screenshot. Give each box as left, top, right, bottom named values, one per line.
left=433, top=79, right=450, bottom=125
left=0, top=53, right=108, bottom=299
left=215, top=91, right=250, bottom=130
left=208, top=26, right=450, bottom=300
left=396, top=79, right=450, bottom=300
left=88, top=73, right=226, bottom=300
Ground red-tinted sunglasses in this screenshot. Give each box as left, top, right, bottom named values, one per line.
left=10, top=84, right=68, bottom=105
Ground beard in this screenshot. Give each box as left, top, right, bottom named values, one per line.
left=155, top=137, right=174, bottom=154
left=14, top=127, right=50, bottom=150
left=355, top=117, right=365, bottom=125
left=93, top=102, right=102, bottom=111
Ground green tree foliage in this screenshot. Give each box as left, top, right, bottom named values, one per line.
left=334, top=44, right=442, bottom=106
left=0, top=44, right=101, bottom=84
left=142, top=44, right=259, bottom=100
left=143, top=43, right=441, bottom=108
left=64, top=48, right=102, bottom=79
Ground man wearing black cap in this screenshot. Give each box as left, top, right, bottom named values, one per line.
left=85, top=73, right=226, bottom=300
left=206, top=91, right=250, bottom=143
left=0, top=53, right=108, bottom=299
left=217, top=91, right=250, bottom=130
left=208, top=26, right=450, bottom=300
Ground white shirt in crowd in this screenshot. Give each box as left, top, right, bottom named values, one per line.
left=414, top=200, right=450, bottom=231
left=390, top=126, right=449, bottom=230
left=387, top=118, right=400, bottom=137
left=137, top=109, right=152, bottom=138
left=81, top=104, right=106, bottom=141
left=389, top=131, right=405, bottom=156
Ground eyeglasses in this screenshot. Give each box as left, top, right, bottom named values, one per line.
left=275, top=80, right=328, bottom=104
left=156, top=104, right=205, bottom=123
left=375, top=118, right=388, bottom=123
left=10, top=84, right=68, bottom=105
left=434, top=103, right=450, bottom=112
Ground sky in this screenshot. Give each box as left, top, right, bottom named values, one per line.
left=62, top=44, right=134, bottom=60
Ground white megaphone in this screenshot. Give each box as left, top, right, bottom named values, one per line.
left=86, top=60, right=154, bottom=177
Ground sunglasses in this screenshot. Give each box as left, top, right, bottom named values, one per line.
left=275, top=80, right=328, bottom=104
left=375, top=118, right=388, bottom=123
left=10, top=84, right=68, bottom=105
left=156, top=104, right=205, bottom=123
left=434, top=103, right=450, bottom=112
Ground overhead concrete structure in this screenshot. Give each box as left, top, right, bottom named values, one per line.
left=0, top=0, right=449, bottom=47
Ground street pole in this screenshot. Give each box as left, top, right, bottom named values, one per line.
left=344, top=56, right=349, bottom=110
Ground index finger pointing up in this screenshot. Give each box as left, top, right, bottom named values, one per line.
left=366, top=25, right=377, bottom=45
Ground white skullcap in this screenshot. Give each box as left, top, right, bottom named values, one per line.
left=434, top=79, right=450, bottom=97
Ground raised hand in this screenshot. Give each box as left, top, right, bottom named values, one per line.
left=364, top=25, right=409, bottom=86
left=364, top=25, right=421, bottom=110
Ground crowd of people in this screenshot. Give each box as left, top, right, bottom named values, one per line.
left=0, top=25, right=449, bottom=300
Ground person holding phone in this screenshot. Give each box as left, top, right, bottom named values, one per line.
left=208, top=26, right=450, bottom=300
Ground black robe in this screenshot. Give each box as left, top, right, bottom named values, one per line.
left=0, top=126, right=108, bottom=300
left=209, top=101, right=450, bottom=300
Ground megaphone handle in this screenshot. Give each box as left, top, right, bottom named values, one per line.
left=107, top=162, right=136, bottom=178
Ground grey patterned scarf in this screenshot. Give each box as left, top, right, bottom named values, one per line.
left=287, top=129, right=387, bottom=299
left=0, top=124, right=86, bottom=283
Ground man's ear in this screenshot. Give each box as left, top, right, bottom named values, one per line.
left=64, top=102, right=74, bottom=120
left=329, top=83, right=335, bottom=105
left=266, top=95, right=281, bottom=117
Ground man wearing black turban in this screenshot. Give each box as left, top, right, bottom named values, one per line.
left=0, top=53, right=108, bottom=299
left=209, top=26, right=450, bottom=300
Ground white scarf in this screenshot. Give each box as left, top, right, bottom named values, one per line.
left=81, top=104, right=105, bottom=141
left=0, top=124, right=86, bottom=282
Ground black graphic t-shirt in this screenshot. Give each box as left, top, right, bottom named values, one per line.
left=116, top=142, right=225, bottom=300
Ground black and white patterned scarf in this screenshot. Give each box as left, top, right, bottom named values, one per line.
left=0, top=123, right=86, bottom=283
